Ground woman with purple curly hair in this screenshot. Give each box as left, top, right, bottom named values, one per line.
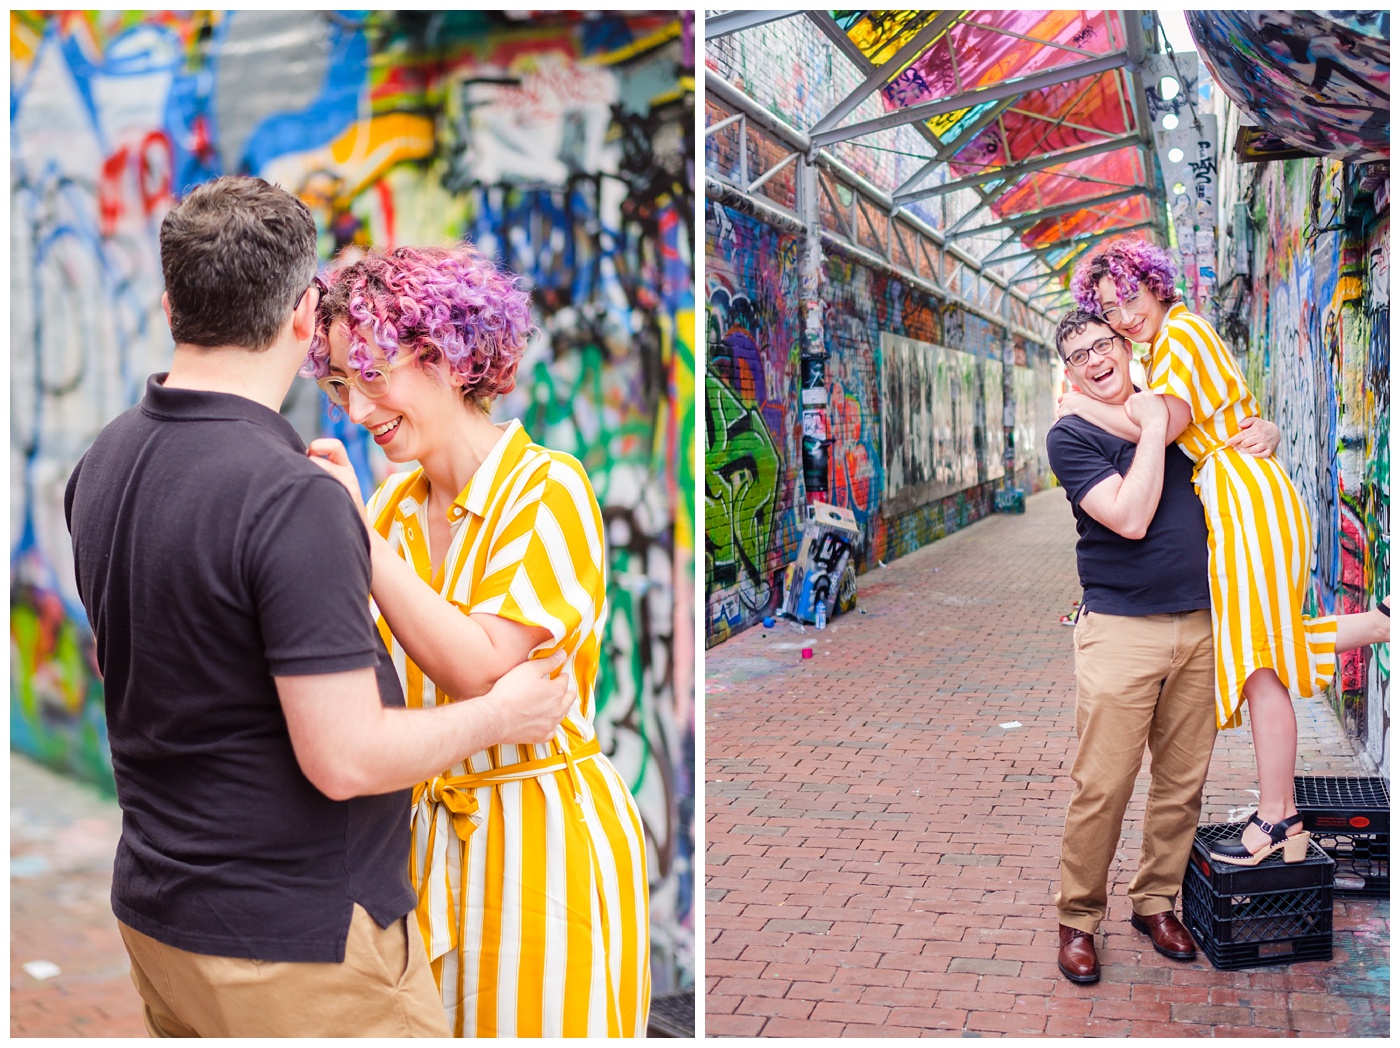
left=1063, top=236, right=1389, bottom=867
left=303, top=244, right=650, bottom=1037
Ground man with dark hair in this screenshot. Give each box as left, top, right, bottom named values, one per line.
left=65, top=175, right=574, bottom=1036
left=1045, top=309, right=1278, bottom=984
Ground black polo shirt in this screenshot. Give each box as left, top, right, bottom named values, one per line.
left=65, top=374, right=414, bottom=963
left=1046, top=412, right=1211, bottom=616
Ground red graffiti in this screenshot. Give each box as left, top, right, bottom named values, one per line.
left=97, top=132, right=175, bottom=236
left=1338, top=505, right=1367, bottom=691
left=828, top=382, right=875, bottom=512
left=139, top=131, right=174, bottom=214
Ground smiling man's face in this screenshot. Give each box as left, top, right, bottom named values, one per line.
left=1061, top=321, right=1133, bottom=406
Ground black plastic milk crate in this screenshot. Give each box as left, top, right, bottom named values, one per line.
left=1181, top=823, right=1334, bottom=970
left=1294, top=775, right=1389, bottom=896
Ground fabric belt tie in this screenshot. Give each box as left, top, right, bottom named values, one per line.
left=410, top=736, right=602, bottom=961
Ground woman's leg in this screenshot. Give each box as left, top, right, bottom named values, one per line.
left=1333, top=600, right=1391, bottom=653
left=1239, top=667, right=1302, bottom=854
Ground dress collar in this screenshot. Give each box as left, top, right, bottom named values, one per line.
left=458, top=419, right=529, bottom=519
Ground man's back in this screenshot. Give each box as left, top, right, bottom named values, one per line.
left=66, top=376, right=413, bottom=963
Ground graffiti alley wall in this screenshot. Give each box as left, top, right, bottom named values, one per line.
left=10, top=9, right=694, bottom=987
left=1213, top=134, right=1390, bottom=770
left=705, top=201, right=1057, bottom=645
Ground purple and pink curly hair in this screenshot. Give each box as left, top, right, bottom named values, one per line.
left=1070, top=236, right=1182, bottom=314
left=304, top=244, right=533, bottom=405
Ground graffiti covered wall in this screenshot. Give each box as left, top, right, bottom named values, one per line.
left=704, top=201, right=1056, bottom=645
left=1214, top=139, right=1390, bottom=770
left=10, top=9, right=695, bottom=988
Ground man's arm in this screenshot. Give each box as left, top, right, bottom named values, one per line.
left=277, top=650, right=574, bottom=800
left=1076, top=392, right=1170, bottom=540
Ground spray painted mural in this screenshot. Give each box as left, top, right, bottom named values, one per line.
left=704, top=205, right=804, bottom=643
left=879, top=333, right=1004, bottom=513
left=10, top=9, right=694, bottom=988
left=1217, top=151, right=1390, bottom=769
left=1188, top=10, right=1389, bottom=164
left=705, top=199, right=1056, bottom=645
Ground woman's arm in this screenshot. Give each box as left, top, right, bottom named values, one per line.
left=306, top=438, right=551, bottom=699
left=368, top=534, right=551, bottom=699
left=1059, top=390, right=1191, bottom=445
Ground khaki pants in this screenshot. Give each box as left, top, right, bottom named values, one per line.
left=118, top=904, right=450, bottom=1037
left=1056, top=609, right=1217, bottom=933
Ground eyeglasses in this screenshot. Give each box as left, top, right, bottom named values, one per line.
left=295, top=275, right=329, bottom=311
left=1062, top=335, right=1123, bottom=368
left=315, top=354, right=416, bottom=407
left=1101, top=289, right=1142, bottom=324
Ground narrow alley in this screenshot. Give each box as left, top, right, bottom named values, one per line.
left=705, top=490, right=1389, bottom=1038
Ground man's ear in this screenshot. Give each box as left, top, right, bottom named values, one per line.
left=291, top=287, right=318, bottom=342
left=161, top=292, right=172, bottom=333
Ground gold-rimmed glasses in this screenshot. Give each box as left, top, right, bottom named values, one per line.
left=315, top=354, right=416, bottom=407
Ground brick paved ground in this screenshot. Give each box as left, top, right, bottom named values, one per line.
left=11, top=754, right=699, bottom=1038
left=705, top=489, right=1389, bottom=1038
left=10, top=754, right=145, bottom=1038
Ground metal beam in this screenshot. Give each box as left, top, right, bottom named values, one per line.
left=704, top=111, right=744, bottom=137
left=980, top=222, right=1153, bottom=271
left=1121, top=9, right=1169, bottom=240
left=705, top=10, right=801, bottom=40
left=946, top=187, right=1148, bottom=240
left=895, top=133, right=1143, bottom=204
left=705, top=62, right=1057, bottom=337
left=746, top=151, right=799, bottom=194
left=808, top=12, right=960, bottom=136
left=811, top=50, right=1132, bottom=148
left=892, top=95, right=1020, bottom=198
left=706, top=74, right=812, bottom=152
left=985, top=221, right=1157, bottom=268
left=805, top=10, right=872, bottom=69
left=977, top=228, right=1027, bottom=266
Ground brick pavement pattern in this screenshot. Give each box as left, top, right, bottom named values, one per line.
left=705, top=490, right=1389, bottom=1038
left=11, top=754, right=144, bottom=1038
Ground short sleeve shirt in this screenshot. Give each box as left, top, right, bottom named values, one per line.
left=365, top=419, right=608, bottom=774
left=64, top=375, right=414, bottom=963
left=1146, top=302, right=1260, bottom=461
left=1045, top=411, right=1210, bottom=616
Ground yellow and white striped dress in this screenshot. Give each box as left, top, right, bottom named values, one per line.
left=1146, top=302, right=1337, bottom=729
left=366, top=419, right=651, bottom=1038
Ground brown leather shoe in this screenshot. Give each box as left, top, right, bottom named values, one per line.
left=1057, top=924, right=1100, bottom=983
left=1130, top=911, right=1197, bottom=960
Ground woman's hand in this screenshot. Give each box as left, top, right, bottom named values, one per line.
left=1057, top=388, right=1095, bottom=421
left=307, top=438, right=366, bottom=516
left=1124, top=391, right=1168, bottom=434
left=1225, top=416, right=1281, bottom=459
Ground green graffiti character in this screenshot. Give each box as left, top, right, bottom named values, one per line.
left=705, top=375, right=780, bottom=610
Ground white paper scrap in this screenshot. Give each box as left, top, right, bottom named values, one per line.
left=23, top=961, right=61, bottom=981
left=1000, top=721, right=1022, bottom=730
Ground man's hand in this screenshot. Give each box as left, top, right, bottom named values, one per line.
left=1225, top=416, right=1281, bottom=459
left=307, top=438, right=366, bottom=516
left=478, top=649, right=576, bottom=745
left=1124, top=391, right=1168, bottom=433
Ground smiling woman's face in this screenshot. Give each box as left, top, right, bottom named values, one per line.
left=325, top=322, right=464, bottom=464
left=1097, top=275, right=1168, bottom=345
